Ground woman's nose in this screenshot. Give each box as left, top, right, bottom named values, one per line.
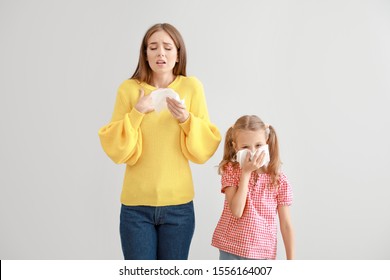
left=157, top=48, right=165, bottom=57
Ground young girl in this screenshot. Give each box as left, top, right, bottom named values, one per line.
left=211, top=115, right=294, bottom=260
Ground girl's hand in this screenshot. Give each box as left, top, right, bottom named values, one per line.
left=241, top=150, right=265, bottom=174
left=166, top=97, right=189, bottom=123
left=135, top=89, right=154, bottom=114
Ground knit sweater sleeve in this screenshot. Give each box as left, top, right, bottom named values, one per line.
left=98, top=81, right=144, bottom=165
left=179, top=77, right=221, bottom=164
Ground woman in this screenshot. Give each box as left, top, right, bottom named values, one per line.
left=98, top=23, right=221, bottom=260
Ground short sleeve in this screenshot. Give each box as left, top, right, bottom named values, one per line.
left=277, top=173, right=293, bottom=206
left=221, top=162, right=241, bottom=193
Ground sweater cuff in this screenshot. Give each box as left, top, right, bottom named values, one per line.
left=179, top=113, right=192, bottom=135
left=128, top=108, right=145, bottom=130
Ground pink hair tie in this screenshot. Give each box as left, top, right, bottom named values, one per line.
left=265, top=124, right=270, bottom=135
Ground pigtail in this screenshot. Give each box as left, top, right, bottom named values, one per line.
left=218, top=127, right=237, bottom=174
left=266, top=125, right=282, bottom=188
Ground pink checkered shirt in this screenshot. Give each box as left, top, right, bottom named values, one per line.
left=211, top=162, right=293, bottom=259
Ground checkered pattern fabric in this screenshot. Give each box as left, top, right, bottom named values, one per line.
left=211, top=162, right=293, bottom=259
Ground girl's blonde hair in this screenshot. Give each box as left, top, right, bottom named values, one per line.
left=131, top=23, right=187, bottom=84
left=219, top=115, right=282, bottom=187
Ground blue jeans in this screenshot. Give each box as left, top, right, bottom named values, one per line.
left=120, top=201, right=195, bottom=260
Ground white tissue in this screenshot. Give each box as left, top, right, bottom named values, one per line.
left=150, top=88, right=185, bottom=112
left=236, top=145, right=270, bottom=168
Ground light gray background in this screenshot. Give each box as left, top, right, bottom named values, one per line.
left=1, top=0, right=389, bottom=260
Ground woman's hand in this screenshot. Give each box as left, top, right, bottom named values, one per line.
left=166, top=97, right=189, bottom=123
left=135, top=89, right=154, bottom=114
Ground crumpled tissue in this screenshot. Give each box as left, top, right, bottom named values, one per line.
left=236, top=145, right=270, bottom=168
left=150, top=88, right=185, bottom=113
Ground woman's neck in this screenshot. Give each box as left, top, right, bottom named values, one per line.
left=151, top=73, right=176, bottom=88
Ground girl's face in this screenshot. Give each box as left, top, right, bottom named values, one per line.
left=233, top=129, right=267, bottom=153
left=146, top=30, right=178, bottom=76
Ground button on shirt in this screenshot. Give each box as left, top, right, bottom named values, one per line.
left=211, top=162, right=293, bottom=259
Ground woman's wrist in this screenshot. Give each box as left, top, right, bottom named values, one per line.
left=178, top=112, right=190, bottom=123
left=134, top=104, right=145, bottom=114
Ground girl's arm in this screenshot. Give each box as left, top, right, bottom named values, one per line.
left=224, top=171, right=251, bottom=218
left=225, top=151, right=265, bottom=218
left=278, top=205, right=295, bottom=259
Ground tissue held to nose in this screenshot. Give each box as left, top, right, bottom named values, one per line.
left=236, top=145, right=270, bottom=168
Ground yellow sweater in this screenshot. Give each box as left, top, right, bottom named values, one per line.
left=98, top=76, right=221, bottom=206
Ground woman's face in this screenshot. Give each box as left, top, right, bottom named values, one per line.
left=146, top=30, right=178, bottom=76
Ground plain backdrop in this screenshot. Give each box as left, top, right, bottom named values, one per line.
left=1, top=0, right=390, bottom=260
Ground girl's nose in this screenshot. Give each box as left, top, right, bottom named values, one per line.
left=249, top=147, right=257, bottom=153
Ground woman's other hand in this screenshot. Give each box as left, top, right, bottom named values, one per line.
left=135, top=89, right=154, bottom=114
